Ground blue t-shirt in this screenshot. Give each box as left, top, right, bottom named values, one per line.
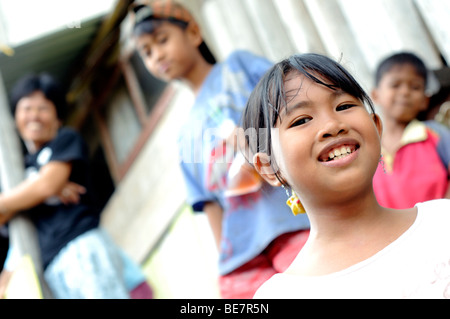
left=178, top=51, right=310, bottom=275
left=425, top=120, right=450, bottom=168
left=25, top=127, right=100, bottom=269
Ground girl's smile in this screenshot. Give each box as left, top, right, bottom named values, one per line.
left=318, top=139, right=360, bottom=168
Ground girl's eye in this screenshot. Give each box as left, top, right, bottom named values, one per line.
left=156, top=35, right=168, bottom=45
left=411, top=84, right=423, bottom=91
left=139, top=48, right=151, bottom=58
left=336, top=104, right=356, bottom=111
left=290, top=117, right=312, bottom=128
left=39, top=105, right=53, bottom=112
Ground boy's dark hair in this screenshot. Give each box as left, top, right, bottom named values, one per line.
left=131, top=1, right=216, bottom=65
left=241, top=53, right=375, bottom=185
left=374, top=52, right=428, bottom=87
left=10, top=73, right=68, bottom=121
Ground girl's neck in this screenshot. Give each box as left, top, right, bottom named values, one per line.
left=182, top=58, right=214, bottom=95
left=306, top=190, right=386, bottom=241
left=24, top=140, right=39, bottom=154
left=289, top=191, right=417, bottom=276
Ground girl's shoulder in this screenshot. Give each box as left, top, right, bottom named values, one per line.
left=224, top=50, right=272, bottom=70
left=414, top=199, right=450, bottom=236
left=415, top=199, right=450, bottom=213
left=47, top=127, right=88, bottom=162
left=50, top=127, right=85, bottom=150
left=54, top=127, right=82, bottom=142
left=226, top=50, right=257, bottom=62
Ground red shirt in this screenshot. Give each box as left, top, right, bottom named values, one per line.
left=373, top=120, right=449, bottom=209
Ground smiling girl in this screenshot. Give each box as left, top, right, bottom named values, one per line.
left=242, top=53, right=450, bottom=298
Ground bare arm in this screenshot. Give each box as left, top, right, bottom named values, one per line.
left=0, top=161, right=72, bottom=224
left=203, top=201, right=223, bottom=251
left=0, top=270, right=12, bottom=299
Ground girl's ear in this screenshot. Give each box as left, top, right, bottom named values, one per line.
left=186, top=21, right=203, bottom=47
left=253, top=153, right=282, bottom=187
left=371, top=113, right=383, bottom=137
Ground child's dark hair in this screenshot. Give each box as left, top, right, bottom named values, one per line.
left=10, top=73, right=67, bottom=121
left=132, top=4, right=216, bottom=65
left=241, top=53, right=375, bottom=184
left=374, top=52, right=428, bottom=87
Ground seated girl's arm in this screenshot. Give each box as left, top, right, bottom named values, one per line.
left=0, top=161, right=72, bottom=224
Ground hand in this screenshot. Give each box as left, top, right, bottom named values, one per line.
left=58, top=182, right=86, bottom=205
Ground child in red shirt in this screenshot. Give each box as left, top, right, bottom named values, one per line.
left=371, top=52, right=450, bottom=208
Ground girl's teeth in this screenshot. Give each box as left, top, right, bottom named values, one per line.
left=328, top=146, right=353, bottom=161
left=27, top=122, right=42, bottom=130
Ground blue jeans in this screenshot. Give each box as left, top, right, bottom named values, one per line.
left=44, top=228, right=130, bottom=299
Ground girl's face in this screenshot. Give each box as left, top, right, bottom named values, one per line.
left=135, top=21, right=202, bottom=82
left=15, top=90, right=61, bottom=152
left=372, top=64, right=428, bottom=124
left=261, top=71, right=382, bottom=207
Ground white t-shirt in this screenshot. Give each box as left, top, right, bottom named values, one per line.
left=254, top=199, right=450, bottom=299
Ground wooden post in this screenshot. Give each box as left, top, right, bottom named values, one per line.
left=0, top=71, right=53, bottom=298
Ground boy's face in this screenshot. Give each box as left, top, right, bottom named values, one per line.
left=372, top=64, right=428, bottom=124
left=135, top=21, right=202, bottom=82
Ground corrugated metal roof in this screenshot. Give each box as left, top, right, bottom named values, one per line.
left=0, top=15, right=104, bottom=97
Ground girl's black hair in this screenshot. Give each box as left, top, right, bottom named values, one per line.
left=133, top=19, right=216, bottom=65
left=10, top=73, right=67, bottom=121
left=374, top=52, right=428, bottom=87
left=241, top=53, right=375, bottom=185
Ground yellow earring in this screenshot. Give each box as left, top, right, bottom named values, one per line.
left=286, top=189, right=306, bottom=216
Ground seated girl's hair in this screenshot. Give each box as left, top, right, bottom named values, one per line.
left=10, top=73, right=67, bottom=121
left=241, top=53, right=376, bottom=184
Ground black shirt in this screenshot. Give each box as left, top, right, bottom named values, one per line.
left=24, top=128, right=100, bottom=269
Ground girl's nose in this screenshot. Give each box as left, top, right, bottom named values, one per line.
left=152, top=46, right=164, bottom=62
left=26, top=107, right=40, bottom=119
left=316, top=116, right=349, bottom=141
